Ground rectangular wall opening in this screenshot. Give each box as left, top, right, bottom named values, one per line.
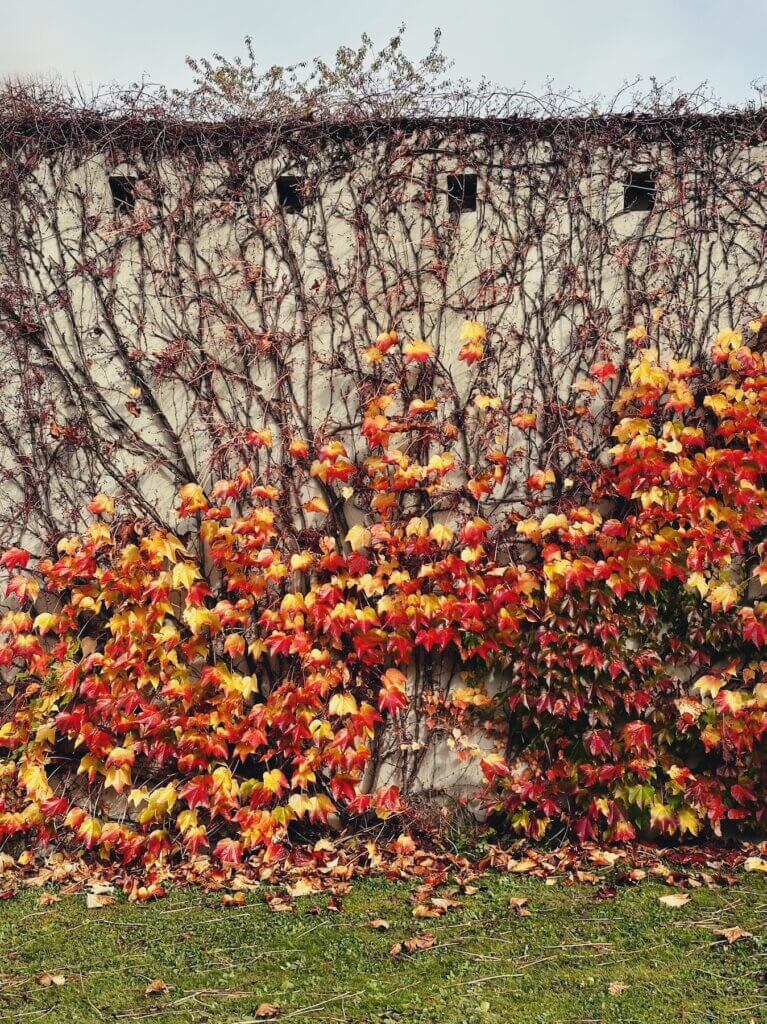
left=624, top=170, right=657, bottom=212
left=447, top=173, right=478, bottom=214
left=108, top=175, right=137, bottom=215
left=276, top=176, right=305, bottom=213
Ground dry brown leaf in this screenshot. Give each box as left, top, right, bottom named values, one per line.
left=254, top=1003, right=280, bottom=1020
left=412, top=903, right=443, bottom=919
left=429, top=896, right=460, bottom=911
left=39, top=893, right=60, bottom=906
left=596, top=885, right=618, bottom=901
left=574, top=870, right=601, bottom=884
left=659, top=893, right=690, bottom=908
left=265, top=895, right=293, bottom=913
left=221, top=892, right=246, bottom=907
left=24, top=873, right=49, bottom=890
left=145, top=979, right=168, bottom=997
left=390, top=932, right=437, bottom=956
left=368, top=918, right=390, bottom=931
left=589, top=850, right=622, bottom=867
left=509, top=897, right=531, bottom=918
left=37, top=973, right=66, bottom=988
left=86, top=892, right=116, bottom=909
left=715, top=926, right=754, bottom=944
left=125, top=881, right=166, bottom=902
left=229, top=873, right=257, bottom=892
left=608, top=981, right=630, bottom=995
left=508, top=858, right=536, bottom=874
left=288, top=878, right=319, bottom=898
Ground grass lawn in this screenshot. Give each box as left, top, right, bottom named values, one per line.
left=1, top=873, right=766, bottom=1024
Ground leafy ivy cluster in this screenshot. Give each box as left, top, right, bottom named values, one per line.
left=1, top=320, right=766, bottom=863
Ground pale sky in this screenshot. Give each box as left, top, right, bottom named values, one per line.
left=1, top=0, right=765, bottom=106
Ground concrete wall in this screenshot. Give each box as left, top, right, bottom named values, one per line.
left=2, top=117, right=766, bottom=795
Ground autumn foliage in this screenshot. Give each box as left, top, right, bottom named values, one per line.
left=2, top=319, right=767, bottom=865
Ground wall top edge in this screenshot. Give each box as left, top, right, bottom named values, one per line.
left=2, top=110, right=767, bottom=154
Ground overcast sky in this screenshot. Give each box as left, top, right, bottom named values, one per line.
left=1, top=0, right=765, bottom=106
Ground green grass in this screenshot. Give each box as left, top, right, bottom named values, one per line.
left=1, top=874, right=766, bottom=1023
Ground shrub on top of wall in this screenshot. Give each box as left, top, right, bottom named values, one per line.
left=1, top=319, right=767, bottom=864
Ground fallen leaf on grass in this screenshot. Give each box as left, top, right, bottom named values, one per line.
left=39, top=893, right=60, bottom=906
left=574, top=870, right=601, bottom=884
left=715, top=927, right=754, bottom=944
left=429, top=896, right=460, bottom=911
left=509, top=897, right=531, bottom=918
left=265, top=894, right=293, bottom=913
left=229, top=873, right=257, bottom=892
left=37, top=973, right=65, bottom=988
left=507, top=858, right=536, bottom=874
left=596, top=885, right=618, bottom=901
left=659, top=893, right=690, bottom=908
left=254, top=1003, right=280, bottom=1020
left=288, top=878, right=319, bottom=898
left=368, top=918, right=390, bottom=931
left=86, top=892, right=116, bottom=909
left=410, top=893, right=460, bottom=918
left=608, top=981, right=630, bottom=995
left=221, top=892, right=246, bottom=907
left=589, top=850, right=623, bottom=868
left=412, top=903, right=443, bottom=919
left=145, top=979, right=169, bottom=997
left=125, top=881, right=165, bottom=902
left=390, top=933, right=437, bottom=956
left=744, top=857, right=767, bottom=873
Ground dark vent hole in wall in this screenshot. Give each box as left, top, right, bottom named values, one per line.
left=447, top=173, right=477, bottom=214
left=108, top=175, right=137, bottom=214
left=276, top=176, right=305, bottom=213
left=624, top=170, right=656, bottom=212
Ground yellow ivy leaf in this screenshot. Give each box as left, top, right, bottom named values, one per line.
left=692, top=675, right=726, bottom=698
left=329, top=693, right=358, bottom=716
left=172, top=562, right=201, bottom=590
left=429, top=523, right=454, bottom=546
left=33, top=613, right=58, bottom=635
left=183, top=606, right=221, bottom=636
left=677, top=809, right=701, bottom=836
left=345, top=525, right=371, bottom=552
